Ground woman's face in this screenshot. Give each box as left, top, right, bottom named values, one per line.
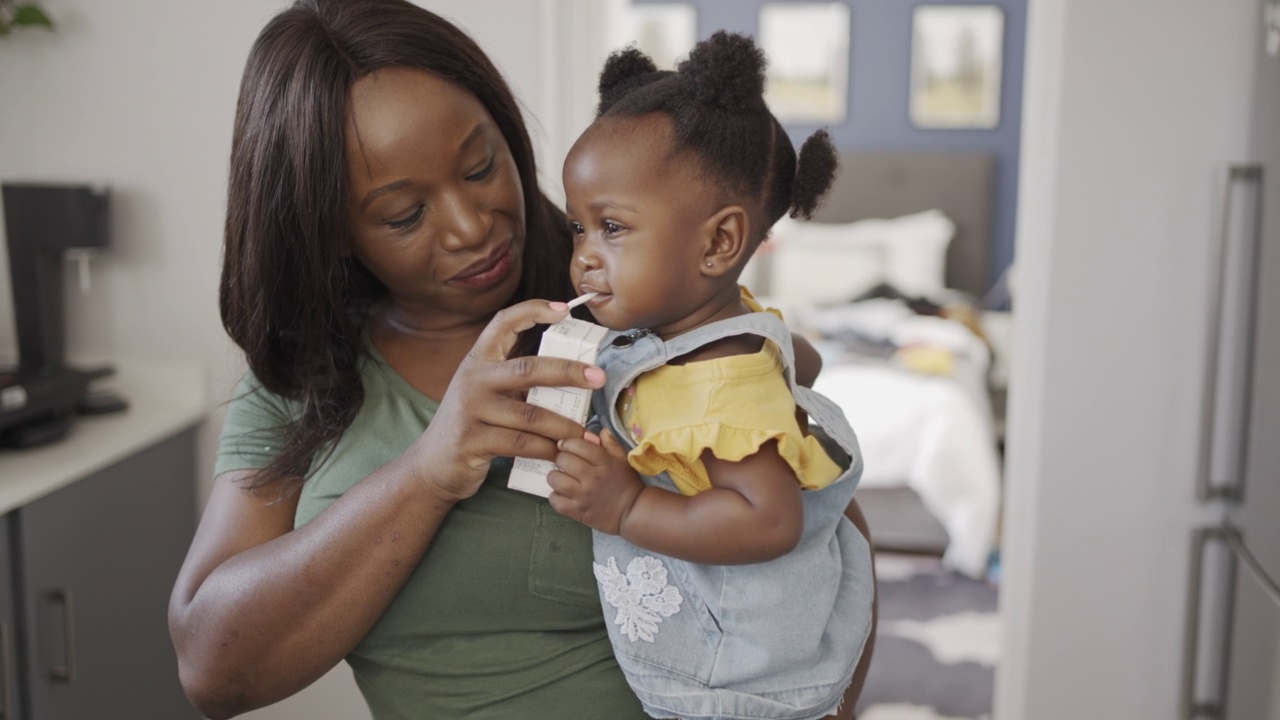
left=563, top=115, right=720, bottom=336
left=346, top=67, right=525, bottom=329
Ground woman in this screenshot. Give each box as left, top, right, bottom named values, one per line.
left=168, top=1, right=874, bottom=718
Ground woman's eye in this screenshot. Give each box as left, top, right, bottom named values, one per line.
left=387, top=205, right=425, bottom=230
left=466, top=156, right=496, bottom=181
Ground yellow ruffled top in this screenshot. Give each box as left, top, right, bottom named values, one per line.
left=617, top=299, right=842, bottom=497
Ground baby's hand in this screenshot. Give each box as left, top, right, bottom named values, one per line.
left=547, top=430, right=644, bottom=535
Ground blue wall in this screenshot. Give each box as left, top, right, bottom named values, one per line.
left=634, top=0, right=1026, bottom=295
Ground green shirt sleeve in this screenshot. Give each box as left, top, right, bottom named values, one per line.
left=214, top=372, right=299, bottom=478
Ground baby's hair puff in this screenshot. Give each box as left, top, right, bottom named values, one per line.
left=595, top=30, right=839, bottom=238
left=597, top=47, right=667, bottom=114
left=681, top=31, right=766, bottom=113
left=790, top=130, right=839, bottom=220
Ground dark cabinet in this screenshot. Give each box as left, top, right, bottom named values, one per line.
left=0, top=515, right=20, bottom=720
left=13, top=430, right=198, bottom=719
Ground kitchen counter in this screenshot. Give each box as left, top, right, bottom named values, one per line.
left=0, top=358, right=207, bottom=514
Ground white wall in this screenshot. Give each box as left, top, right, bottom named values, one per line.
left=0, top=1, right=561, bottom=718
left=0, top=0, right=284, bottom=481
left=0, top=0, right=556, bottom=492
left=998, top=0, right=1262, bottom=718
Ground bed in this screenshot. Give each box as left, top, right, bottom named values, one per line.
left=748, top=152, right=1005, bottom=578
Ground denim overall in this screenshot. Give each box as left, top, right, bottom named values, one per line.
left=590, top=310, right=875, bottom=720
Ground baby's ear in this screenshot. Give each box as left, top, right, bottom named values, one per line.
left=701, top=205, right=750, bottom=276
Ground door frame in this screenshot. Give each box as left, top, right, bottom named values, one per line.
left=997, top=0, right=1274, bottom=717
left=993, top=0, right=1065, bottom=714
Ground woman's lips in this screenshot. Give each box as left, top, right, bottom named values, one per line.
left=451, top=241, right=514, bottom=290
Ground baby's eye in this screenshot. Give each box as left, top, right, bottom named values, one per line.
left=568, top=221, right=585, bottom=236
left=603, top=220, right=623, bottom=235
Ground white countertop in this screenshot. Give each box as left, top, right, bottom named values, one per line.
left=0, top=358, right=208, bottom=514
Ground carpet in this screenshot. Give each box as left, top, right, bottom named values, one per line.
left=855, top=553, right=1000, bottom=720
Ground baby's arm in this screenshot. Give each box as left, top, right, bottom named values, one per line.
left=548, top=431, right=803, bottom=565
left=792, top=333, right=823, bottom=388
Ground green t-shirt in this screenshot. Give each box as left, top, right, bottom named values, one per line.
left=215, top=341, right=646, bottom=720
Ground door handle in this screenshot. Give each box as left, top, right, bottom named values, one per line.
left=1197, top=164, right=1265, bottom=503
left=1267, top=0, right=1279, bottom=56
left=1181, top=526, right=1239, bottom=719
left=0, top=622, right=10, bottom=719
left=48, top=587, right=76, bottom=682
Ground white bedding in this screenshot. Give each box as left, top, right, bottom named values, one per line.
left=757, top=209, right=1004, bottom=578
left=804, top=301, right=1003, bottom=578
left=815, top=359, right=1001, bottom=578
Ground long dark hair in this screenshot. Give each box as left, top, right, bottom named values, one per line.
left=220, top=0, right=574, bottom=492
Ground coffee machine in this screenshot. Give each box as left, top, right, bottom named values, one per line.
left=0, top=184, right=124, bottom=448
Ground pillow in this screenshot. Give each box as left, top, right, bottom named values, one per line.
left=764, top=209, right=955, bottom=306
left=746, top=226, right=885, bottom=313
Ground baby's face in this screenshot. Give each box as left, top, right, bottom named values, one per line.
left=562, top=115, right=721, bottom=335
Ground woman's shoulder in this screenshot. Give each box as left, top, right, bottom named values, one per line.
left=226, top=370, right=301, bottom=420
left=215, top=370, right=302, bottom=479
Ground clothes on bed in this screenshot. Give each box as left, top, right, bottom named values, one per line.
left=618, top=304, right=843, bottom=497
left=590, top=306, right=875, bottom=720
left=896, top=346, right=956, bottom=376
left=805, top=296, right=1001, bottom=578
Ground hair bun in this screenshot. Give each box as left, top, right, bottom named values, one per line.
left=598, top=46, right=660, bottom=115
left=677, top=30, right=766, bottom=112
left=790, top=129, right=839, bottom=219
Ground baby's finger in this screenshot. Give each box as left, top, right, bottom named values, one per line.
left=547, top=490, right=580, bottom=520
left=600, top=429, right=630, bottom=460
left=552, top=449, right=599, bottom=480
left=557, top=437, right=610, bottom=466
left=546, top=468, right=581, bottom=497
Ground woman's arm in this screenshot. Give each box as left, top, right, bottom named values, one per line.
left=169, top=301, right=602, bottom=719
left=170, top=461, right=453, bottom=719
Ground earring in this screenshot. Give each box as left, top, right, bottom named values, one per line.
left=705, top=261, right=713, bottom=267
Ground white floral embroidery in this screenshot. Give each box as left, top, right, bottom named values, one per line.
left=593, top=556, right=683, bottom=643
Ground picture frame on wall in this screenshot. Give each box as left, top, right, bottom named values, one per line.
left=759, top=2, right=851, bottom=124
left=622, top=3, right=698, bottom=71
left=910, top=4, right=1005, bottom=129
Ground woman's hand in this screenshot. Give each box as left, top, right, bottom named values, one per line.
left=171, top=300, right=606, bottom=718
left=406, top=300, right=608, bottom=503
left=547, top=430, right=646, bottom=534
